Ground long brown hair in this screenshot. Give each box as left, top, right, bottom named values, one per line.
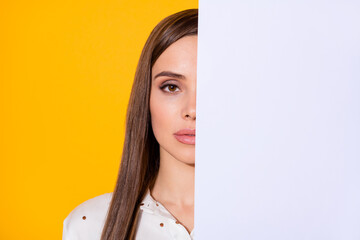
left=101, top=9, right=198, bottom=240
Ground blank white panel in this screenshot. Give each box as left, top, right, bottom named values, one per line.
left=195, top=1, right=360, bottom=239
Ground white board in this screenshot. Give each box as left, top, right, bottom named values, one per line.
left=195, top=1, right=360, bottom=239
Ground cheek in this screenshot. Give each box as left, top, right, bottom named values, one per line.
left=150, top=93, right=178, bottom=142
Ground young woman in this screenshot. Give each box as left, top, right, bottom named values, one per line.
left=63, top=9, right=198, bottom=240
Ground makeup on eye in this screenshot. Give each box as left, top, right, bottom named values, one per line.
left=160, top=83, right=180, bottom=93
left=159, top=80, right=181, bottom=93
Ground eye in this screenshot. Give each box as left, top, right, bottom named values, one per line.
left=160, top=84, right=180, bottom=93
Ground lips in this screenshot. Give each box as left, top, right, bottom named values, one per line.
left=174, top=128, right=196, bottom=145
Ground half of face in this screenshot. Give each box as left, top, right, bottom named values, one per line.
left=150, top=35, right=197, bottom=165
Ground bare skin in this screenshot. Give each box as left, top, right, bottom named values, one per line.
left=149, top=36, right=197, bottom=234
left=151, top=148, right=195, bottom=233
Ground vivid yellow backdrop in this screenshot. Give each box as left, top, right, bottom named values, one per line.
left=0, top=0, right=197, bottom=239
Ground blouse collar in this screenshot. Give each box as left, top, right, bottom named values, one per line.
left=139, top=188, right=195, bottom=237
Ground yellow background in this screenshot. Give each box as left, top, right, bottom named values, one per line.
left=0, top=0, right=197, bottom=239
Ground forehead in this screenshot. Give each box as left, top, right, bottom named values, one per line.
left=152, top=36, right=198, bottom=79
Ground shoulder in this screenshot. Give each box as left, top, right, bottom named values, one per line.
left=62, top=193, right=113, bottom=240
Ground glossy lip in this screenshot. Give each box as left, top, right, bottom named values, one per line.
left=174, top=128, right=196, bottom=145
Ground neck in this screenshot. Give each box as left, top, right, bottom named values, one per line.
left=151, top=147, right=195, bottom=206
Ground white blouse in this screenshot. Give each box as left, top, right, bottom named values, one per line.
left=62, top=189, right=195, bottom=240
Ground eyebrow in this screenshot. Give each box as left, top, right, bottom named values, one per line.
left=154, top=71, right=186, bottom=80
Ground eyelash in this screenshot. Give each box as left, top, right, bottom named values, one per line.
left=160, top=83, right=180, bottom=93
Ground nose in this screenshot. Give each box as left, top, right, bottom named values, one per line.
left=182, top=90, right=196, bottom=121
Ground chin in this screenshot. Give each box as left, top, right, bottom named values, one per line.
left=187, top=162, right=195, bottom=166
left=180, top=149, right=195, bottom=163
left=179, top=155, right=195, bottom=166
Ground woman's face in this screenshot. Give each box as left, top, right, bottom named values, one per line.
left=150, top=35, right=197, bottom=165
